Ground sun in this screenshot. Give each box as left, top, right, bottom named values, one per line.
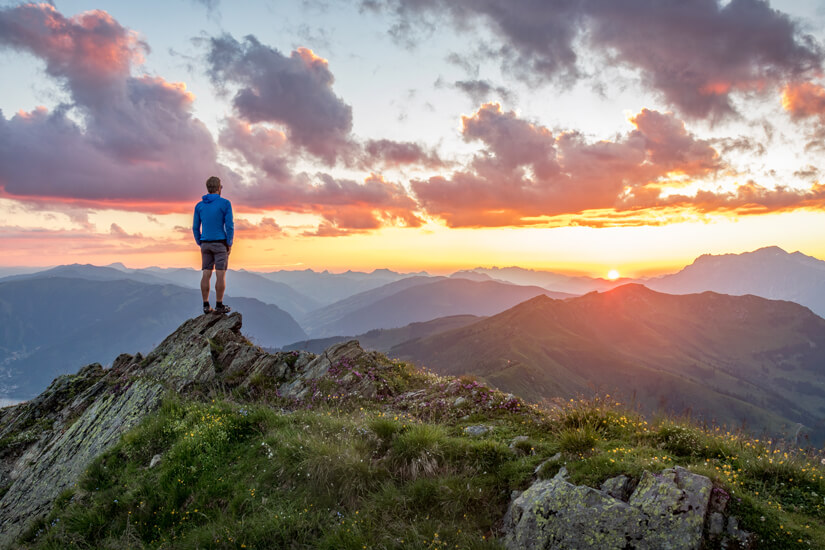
left=607, top=269, right=621, bottom=280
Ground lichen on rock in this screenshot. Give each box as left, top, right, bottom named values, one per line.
left=503, top=466, right=716, bottom=550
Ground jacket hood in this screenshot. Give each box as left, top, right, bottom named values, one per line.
left=202, top=193, right=220, bottom=203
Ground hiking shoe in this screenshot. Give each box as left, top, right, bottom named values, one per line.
left=215, top=304, right=231, bottom=314
left=203, top=305, right=214, bottom=314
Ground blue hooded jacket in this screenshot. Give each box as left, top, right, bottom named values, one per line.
left=193, top=194, right=234, bottom=246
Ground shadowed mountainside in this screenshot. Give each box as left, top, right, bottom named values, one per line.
left=282, top=314, right=483, bottom=354
left=3, top=264, right=321, bottom=319
left=0, top=277, right=306, bottom=398
left=302, top=278, right=574, bottom=338
left=392, top=284, right=825, bottom=441
left=260, top=268, right=427, bottom=306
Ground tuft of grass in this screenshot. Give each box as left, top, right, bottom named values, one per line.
left=558, top=424, right=599, bottom=455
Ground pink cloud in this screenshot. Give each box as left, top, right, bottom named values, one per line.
left=207, top=35, right=355, bottom=164
left=0, top=225, right=191, bottom=262
left=0, top=4, right=230, bottom=210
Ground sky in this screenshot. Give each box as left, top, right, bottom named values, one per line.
left=1, top=0, right=825, bottom=277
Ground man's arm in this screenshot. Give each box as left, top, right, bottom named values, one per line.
left=224, top=201, right=234, bottom=253
left=192, top=205, right=202, bottom=245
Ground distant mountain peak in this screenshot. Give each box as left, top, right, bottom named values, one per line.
left=603, top=283, right=657, bottom=295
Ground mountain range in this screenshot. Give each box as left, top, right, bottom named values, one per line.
left=393, top=284, right=825, bottom=441
left=300, top=277, right=574, bottom=337
left=283, top=314, right=483, bottom=354
left=646, top=246, right=825, bottom=317
left=4, top=245, right=825, bottom=407
left=0, top=277, right=306, bottom=398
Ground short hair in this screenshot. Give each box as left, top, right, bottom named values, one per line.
left=206, top=176, right=221, bottom=193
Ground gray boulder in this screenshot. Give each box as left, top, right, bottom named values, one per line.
left=464, top=425, right=491, bottom=436
left=503, top=466, right=712, bottom=550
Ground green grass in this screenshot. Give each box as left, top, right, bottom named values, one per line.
left=17, top=388, right=825, bottom=549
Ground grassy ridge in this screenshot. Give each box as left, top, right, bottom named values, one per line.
left=18, top=363, right=825, bottom=549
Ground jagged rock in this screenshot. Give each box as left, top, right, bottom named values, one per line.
left=709, top=512, right=725, bottom=535
left=279, top=340, right=371, bottom=400
left=0, top=379, right=164, bottom=543
left=724, top=515, right=752, bottom=544
left=629, top=467, right=712, bottom=542
left=600, top=474, right=632, bottom=501
left=0, top=312, right=294, bottom=545
left=503, top=466, right=712, bottom=550
left=464, top=425, right=491, bottom=436
left=149, top=454, right=162, bottom=469
left=454, top=396, right=467, bottom=407
left=0, top=313, right=398, bottom=545
left=141, top=313, right=246, bottom=391
left=709, top=486, right=731, bottom=514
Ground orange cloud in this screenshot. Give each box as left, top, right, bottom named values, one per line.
left=782, top=82, right=825, bottom=119
left=0, top=4, right=229, bottom=212
left=412, top=104, right=722, bottom=227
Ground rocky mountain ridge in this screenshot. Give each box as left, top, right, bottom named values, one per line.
left=0, top=313, right=819, bottom=548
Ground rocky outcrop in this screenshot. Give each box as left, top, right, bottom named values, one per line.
left=502, top=466, right=747, bottom=550
left=0, top=312, right=403, bottom=545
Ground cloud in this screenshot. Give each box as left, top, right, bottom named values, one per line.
left=192, top=0, right=219, bottom=13
left=410, top=103, right=814, bottom=227
left=454, top=79, right=513, bottom=104
left=781, top=81, right=825, bottom=150
left=0, top=3, right=146, bottom=101
left=585, top=0, right=823, bottom=118
left=207, top=34, right=354, bottom=164
left=233, top=217, right=283, bottom=238
left=361, top=139, right=444, bottom=169
left=655, top=181, right=825, bottom=215
left=1, top=224, right=190, bottom=260
left=370, top=0, right=824, bottom=118
left=109, top=223, right=142, bottom=239
left=217, top=115, right=424, bottom=232
left=218, top=117, right=292, bottom=181
left=0, top=4, right=228, bottom=210
left=782, top=82, right=825, bottom=120
left=258, top=172, right=423, bottom=231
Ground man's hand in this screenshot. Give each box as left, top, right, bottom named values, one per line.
left=226, top=245, right=232, bottom=256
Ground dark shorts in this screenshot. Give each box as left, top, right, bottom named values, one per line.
left=201, top=242, right=229, bottom=271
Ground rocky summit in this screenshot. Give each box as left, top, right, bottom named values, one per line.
left=0, top=313, right=355, bottom=545
left=0, top=313, right=822, bottom=548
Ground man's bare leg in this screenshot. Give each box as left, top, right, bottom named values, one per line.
left=215, top=269, right=226, bottom=302
left=201, top=269, right=212, bottom=302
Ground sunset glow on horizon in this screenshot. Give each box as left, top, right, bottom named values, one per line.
left=2, top=0, right=825, bottom=277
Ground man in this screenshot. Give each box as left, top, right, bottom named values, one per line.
left=193, top=176, right=234, bottom=314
